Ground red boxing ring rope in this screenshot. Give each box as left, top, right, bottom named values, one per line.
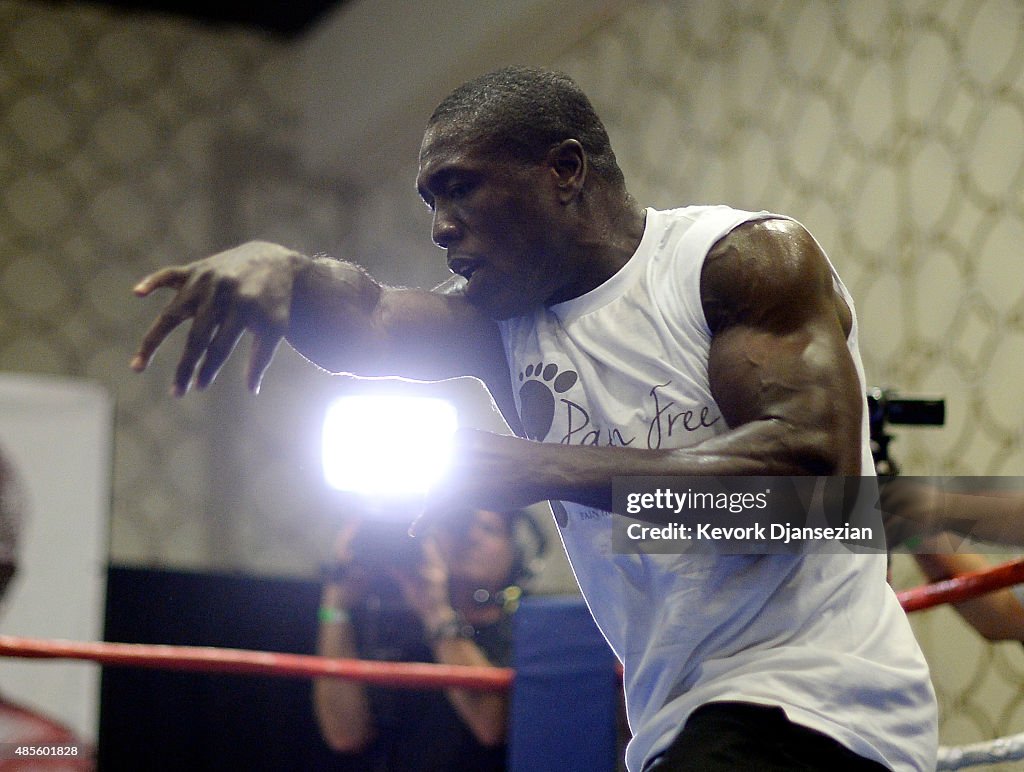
left=896, top=556, right=1024, bottom=613
left=3, top=557, right=1024, bottom=692
left=0, top=635, right=513, bottom=692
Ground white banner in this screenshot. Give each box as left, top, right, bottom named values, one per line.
left=0, top=373, right=112, bottom=742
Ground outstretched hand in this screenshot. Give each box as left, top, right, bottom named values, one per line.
left=131, top=241, right=309, bottom=395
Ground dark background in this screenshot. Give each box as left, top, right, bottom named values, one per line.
left=41, top=0, right=347, bottom=36
left=99, top=566, right=349, bottom=771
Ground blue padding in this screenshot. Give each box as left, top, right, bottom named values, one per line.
left=509, top=595, right=618, bottom=772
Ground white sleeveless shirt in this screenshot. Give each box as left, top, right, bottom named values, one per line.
left=498, top=206, right=937, bottom=771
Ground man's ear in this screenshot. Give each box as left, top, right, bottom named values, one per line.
left=547, top=139, right=587, bottom=203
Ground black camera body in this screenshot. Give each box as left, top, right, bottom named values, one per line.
left=867, top=388, right=946, bottom=476
left=350, top=518, right=423, bottom=572
left=867, top=388, right=945, bottom=432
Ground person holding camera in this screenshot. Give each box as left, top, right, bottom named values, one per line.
left=313, top=508, right=530, bottom=771
left=883, top=482, right=1024, bottom=642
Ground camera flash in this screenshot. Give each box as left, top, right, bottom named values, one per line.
left=322, top=395, right=458, bottom=497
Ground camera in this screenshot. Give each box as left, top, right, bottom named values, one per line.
left=350, top=518, right=424, bottom=572
left=867, top=388, right=946, bottom=476
left=867, top=388, right=945, bottom=432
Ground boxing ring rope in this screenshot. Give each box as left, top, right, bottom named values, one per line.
left=937, top=735, right=1024, bottom=771
left=0, top=635, right=513, bottom=691
left=5, top=558, right=1024, bottom=769
left=896, top=556, right=1024, bottom=770
left=896, top=557, right=1024, bottom=614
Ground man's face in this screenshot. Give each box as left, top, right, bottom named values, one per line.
left=416, top=124, right=573, bottom=320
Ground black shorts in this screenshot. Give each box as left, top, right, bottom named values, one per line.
left=643, top=701, right=891, bottom=772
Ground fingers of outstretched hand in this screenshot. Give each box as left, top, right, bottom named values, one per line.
left=194, top=308, right=245, bottom=392
left=132, top=266, right=189, bottom=298
left=130, top=268, right=192, bottom=370
left=170, top=293, right=226, bottom=396
left=132, top=303, right=194, bottom=379
left=130, top=268, right=193, bottom=373
left=247, top=330, right=283, bottom=394
left=132, top=247, right=295, bottom=395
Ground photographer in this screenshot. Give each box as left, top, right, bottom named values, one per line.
left=883, top=483, right=1024, bottom=643
left=313, top=508, right=532, bottom=771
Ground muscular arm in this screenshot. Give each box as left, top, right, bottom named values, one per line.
left=131, top=242, right=521, bottom=432
left=423, top=219, right=865, bottom=519
left=699, top=217, right=863, bottom=475
left=289, top=260, right=502, bottom=382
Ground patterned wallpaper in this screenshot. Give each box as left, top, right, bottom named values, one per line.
left=5, top=0, right=1024, bottom=756
left=0, top=0, right=363, bottom=575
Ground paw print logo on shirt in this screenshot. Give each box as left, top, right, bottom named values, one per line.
left=518, top=362, right=578, bottom=441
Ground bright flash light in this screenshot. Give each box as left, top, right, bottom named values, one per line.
left=322, top=395, right=458, bottom=497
